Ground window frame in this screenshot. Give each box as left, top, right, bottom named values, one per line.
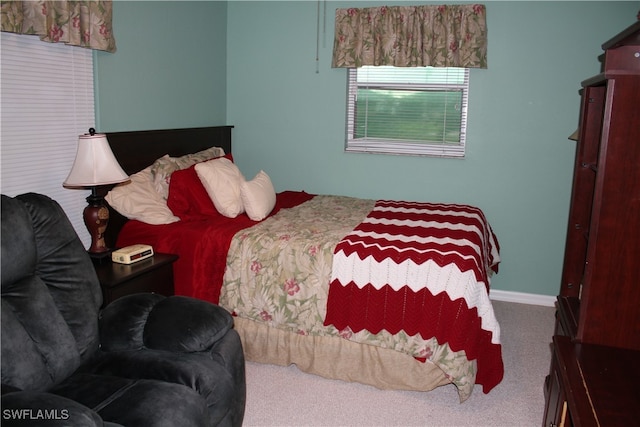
left=345, top=66, right=470, bottom=158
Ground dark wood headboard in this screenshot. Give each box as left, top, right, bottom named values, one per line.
left=103, top=125, right=233, bottom=248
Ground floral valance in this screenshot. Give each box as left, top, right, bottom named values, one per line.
left=332, top=4, right=487, bottom=68
left=1, top=1, right=116, bottom=53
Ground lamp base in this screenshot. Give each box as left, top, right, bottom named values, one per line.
left=84, top=192, right=111, bottom=255
left=88, top=250, right=112, bottom=260
left=89, top=250, right=112, bottom=267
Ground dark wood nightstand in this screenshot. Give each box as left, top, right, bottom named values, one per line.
left=93, top=252, right=178, bottom=307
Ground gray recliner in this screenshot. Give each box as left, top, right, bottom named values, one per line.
left=1, top=193, right=246, bottom=426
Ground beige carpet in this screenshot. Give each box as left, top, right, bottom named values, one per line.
left=242, top=300, right=555, bottom=426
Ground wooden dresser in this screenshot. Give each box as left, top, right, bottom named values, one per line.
left=543, top=21, right=640, bottom=427
left=544, top=336, right=640, bottom=427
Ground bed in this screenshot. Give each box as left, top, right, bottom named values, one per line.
left=103, top=125, right=503, bottom=403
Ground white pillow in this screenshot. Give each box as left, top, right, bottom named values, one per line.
left=150, top=146, right=226, bottom=199
left=105, top=165, right=180, bottom=225
left=195, top=157, right=245, bottom=218
left=240, top=171, right=276, bottom=221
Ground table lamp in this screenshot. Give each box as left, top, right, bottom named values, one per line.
left=64, top=128, right=129, bottom=256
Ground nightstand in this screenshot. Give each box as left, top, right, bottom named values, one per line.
left=93, top=252, right=179, bottom=307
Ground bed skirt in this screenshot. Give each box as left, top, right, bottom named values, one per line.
left=233, top=317, right=452, bottom=393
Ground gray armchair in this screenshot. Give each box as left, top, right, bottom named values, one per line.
left=1, top=193, right=245, bottom=426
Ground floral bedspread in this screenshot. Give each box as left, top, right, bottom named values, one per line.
left=220, top=195, right=488, bottom=401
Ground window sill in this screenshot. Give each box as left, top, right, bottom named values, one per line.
left=345, top=141, right=465, bottom=158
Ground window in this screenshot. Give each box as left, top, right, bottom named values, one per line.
left=346, top=66, right=469, bottom=158
left=1, top=32, right=95, bottom=247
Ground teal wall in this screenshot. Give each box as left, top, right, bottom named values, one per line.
left=95, top=1, right=228, bottom=131
left=96, top=1, right=638, bottom=297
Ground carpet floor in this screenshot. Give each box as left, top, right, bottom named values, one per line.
left=242, top=300, right=555, bottom=426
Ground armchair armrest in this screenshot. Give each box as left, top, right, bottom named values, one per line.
left=99, top=294, right=233, bottom=353
left=1, top=391, right=103, bottom=426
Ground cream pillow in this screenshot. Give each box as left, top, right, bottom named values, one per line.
left=195, top=157, right=245, bottom=218
left=240, top=171, right=276, bottom=221
left=150, top=146, right=226, bottom=199
left=105, top=165, right=180, bottom=225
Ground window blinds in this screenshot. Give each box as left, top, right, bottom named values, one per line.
left=346, top=66, right=469, bottom=158
left=1, top=32, right=95, bottom=247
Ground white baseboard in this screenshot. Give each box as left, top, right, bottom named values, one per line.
left=489, top=289, right=556, bottom=307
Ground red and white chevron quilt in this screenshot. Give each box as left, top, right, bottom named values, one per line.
left=324, top=200, right=503, bottom=393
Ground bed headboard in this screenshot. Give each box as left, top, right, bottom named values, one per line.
left=103, top=125, right=233, bottom=248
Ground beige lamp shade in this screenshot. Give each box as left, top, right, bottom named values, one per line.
left=64, top=133, right=129, bottom=187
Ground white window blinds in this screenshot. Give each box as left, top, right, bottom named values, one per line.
left=346, top=66, right=469, bottom=158
left=1, top=32, right=95, bottom=247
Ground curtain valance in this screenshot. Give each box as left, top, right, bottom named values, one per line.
left=1, top=0, right=116, bottom=53
left=332, top=4, right=487, bottom=68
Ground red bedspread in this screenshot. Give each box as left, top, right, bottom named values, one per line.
left=117, top=191, right=314, bottom=303
left=324, top=200, right=503, bottom=393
